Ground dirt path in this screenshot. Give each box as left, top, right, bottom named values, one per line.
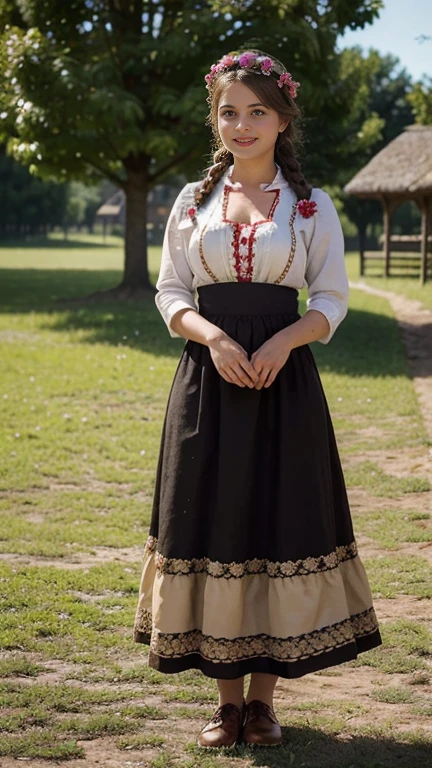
left=350, top=281, right=432, bottom=441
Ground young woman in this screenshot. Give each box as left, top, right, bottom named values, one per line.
left=134, top=49, right=381, bottom=749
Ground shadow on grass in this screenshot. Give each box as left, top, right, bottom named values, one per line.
left=0, top=267, right=412, bottom=375
left=243, top=724, right=432, bottom=768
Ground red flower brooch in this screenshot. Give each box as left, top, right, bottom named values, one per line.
left=187, top=206, right=197, bottom=223
left=297, top=199, right=317, bottom=218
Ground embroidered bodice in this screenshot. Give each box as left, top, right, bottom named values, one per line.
left=155, top=165, right=349, bottom=344
left=221, top=184, right=280, bottom=282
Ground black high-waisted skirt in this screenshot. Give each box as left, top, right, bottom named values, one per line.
left=134, top=282, right=381, bottom=679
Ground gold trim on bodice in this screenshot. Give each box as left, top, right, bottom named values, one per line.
left=198, top=191, right=299, bottom=286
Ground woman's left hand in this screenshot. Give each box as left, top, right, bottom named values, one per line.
left=251, top=332, right=292, bottom=389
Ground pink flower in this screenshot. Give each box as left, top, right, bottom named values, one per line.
left=205, top=52, right=300, bottom=96
left=238, top=52, right=256, bottom=67
left=277, top=72, right=300, bottom=97
left=297, top=199, right=317, bottom=218
left=260, top=57, right=273, bottom=73
left=277, top=72, right=291, bottom=88
left=187, top=206, right=197, bottom=220
left=289, top=79, right=301, bottom=98
left=219, top=55, right=235, bottom=68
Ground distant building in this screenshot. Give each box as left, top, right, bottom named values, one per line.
left=96, top=182, right=183, bottom=243
left=345, top=125, right=432, bottom=283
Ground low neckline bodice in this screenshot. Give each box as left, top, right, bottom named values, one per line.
left=221, top=184, right=280, bottom=228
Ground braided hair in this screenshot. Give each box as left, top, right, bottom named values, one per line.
left=194, top=51, right=312, bottom=210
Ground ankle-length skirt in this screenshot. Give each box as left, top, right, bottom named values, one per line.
left=133, top=282, right=381, bottom=679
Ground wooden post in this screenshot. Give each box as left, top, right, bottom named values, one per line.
left=382, top=197, right=391, bottom=277
left=419, top=196, right=430, bottom=285
left=358, top=222, right=366, bottom=276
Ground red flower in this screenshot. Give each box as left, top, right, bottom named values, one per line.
left=297, top=199, right=317, bottom=218
left=187, top=206, right=197, bottom=219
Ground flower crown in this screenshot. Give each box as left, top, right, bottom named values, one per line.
left=205, top=51, right=300, bottom=98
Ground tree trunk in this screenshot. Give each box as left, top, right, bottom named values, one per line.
left=68, top=165, right=154, bottom=304
left=121, top=168, right=152, bottom=292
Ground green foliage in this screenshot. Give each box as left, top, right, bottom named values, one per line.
left=0, top=143, right=67, bottom=237
left=335, top=47, right=415, bottom=237
left=0, top=1, right=383, bottom=187
left=407, top=77, right=432, bottom=125
left=0, top=2, right=385, bottom=286
left=64, top=181, right=107, bottom=231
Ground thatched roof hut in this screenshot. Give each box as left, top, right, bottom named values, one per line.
left=97, top=190, right=125, bottom=221
left=344, top=125, right=432, bottom=283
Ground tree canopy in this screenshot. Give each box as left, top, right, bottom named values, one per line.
left=330, top=46, right=416, bottom=247
left=407, top=77, right=432, bottom=125
left=0, top=0, right=384, bottom=293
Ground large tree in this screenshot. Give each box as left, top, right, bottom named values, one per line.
left=0, top=0, right=382, bottom=296
left=329, top=46, right=415, bottom=250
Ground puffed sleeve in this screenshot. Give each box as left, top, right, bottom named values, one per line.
left=305, top=189, right=349, bottom=344
left=155, top=183, right=199, bottom=338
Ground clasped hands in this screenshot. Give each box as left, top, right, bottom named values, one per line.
left=208, top=332, right=292, bottom=390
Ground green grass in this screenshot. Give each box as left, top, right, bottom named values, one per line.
left=349, top=619, right=432, bottom=674
left=364, top=556, right=432, bottom=599
left=345, top=461, right=430, bottom=496
left=370, top=685, right=417, bottom=704
left=345, top=251, right=432, bottom=311
left=0, top=656, right=45, bottom=677
left=116, top=733, right=165, bottom=749
left=0, top=735, right=84, bottom=761
left=359, top=509, right=432, bottom=549
left=0, top=236, right=431, bottom=766
left=0, top=681, right=145, bottom=711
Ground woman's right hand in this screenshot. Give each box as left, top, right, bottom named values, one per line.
left=207, top=332, right=259, bottom=388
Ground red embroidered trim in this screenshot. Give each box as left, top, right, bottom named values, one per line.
left=223, top=186, right=280, bottom=282
left=231, top=223, right=254, bottom=281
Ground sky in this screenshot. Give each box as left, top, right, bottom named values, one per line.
left=336, top=0, right=432, bottom=81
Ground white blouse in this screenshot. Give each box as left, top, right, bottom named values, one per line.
left=155, top=164, right=349, bottom=344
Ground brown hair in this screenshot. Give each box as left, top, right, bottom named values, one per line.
left=194, top=55, right=312, bottom=209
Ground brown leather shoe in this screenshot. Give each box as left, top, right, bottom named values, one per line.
left=197, top=701, right=245, bottom=748
left=242, top=699, right=283, bottom=746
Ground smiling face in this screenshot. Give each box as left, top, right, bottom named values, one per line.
left=217, top=81, right=288, bottom=163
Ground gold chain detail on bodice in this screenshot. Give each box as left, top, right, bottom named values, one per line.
left=273, top=202, right=298, bottom=285
left=199, top=222, right=220, bottom=283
